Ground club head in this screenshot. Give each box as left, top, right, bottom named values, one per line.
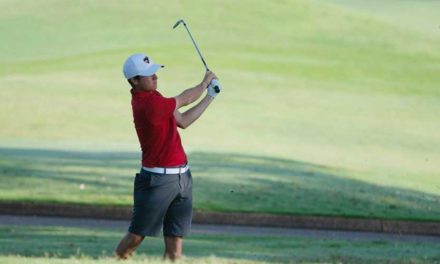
left=173, top=19, right=186, bottom=29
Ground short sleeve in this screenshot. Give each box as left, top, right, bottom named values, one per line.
left=145, top=94, right=176, bottom=123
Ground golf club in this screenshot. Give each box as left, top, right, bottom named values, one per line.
left=173, top=19, right=221, bottom=93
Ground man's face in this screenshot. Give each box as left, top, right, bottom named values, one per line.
left=133, top=74, right=158, bottom=91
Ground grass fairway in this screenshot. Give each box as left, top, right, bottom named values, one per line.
left=0, top=0, right=439, bottom=220
left=1, top=148, right=440, bottom=221
left=325, top=0, right=440, bottom=36
left=0, top=225, right=439, bottom=263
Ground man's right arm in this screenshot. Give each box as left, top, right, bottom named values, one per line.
left=174, top=71, right=217, bottom=110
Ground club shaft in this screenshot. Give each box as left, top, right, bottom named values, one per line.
left=182, top=23, right=209, bottom=71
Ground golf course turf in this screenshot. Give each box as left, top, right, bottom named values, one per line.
left=0, top=0, right=439, bottom=229
left=1, top=225, right=439, bottom=263
left=1, top=148, right=439, bottom=222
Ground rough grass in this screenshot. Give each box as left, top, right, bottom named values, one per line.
left=0, top=256, right=264, bottom=264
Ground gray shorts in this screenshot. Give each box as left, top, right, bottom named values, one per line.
left=128, top=168, right=193, bottom=237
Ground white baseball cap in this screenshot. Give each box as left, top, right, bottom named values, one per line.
left=123, top=53, right=164, bottom=79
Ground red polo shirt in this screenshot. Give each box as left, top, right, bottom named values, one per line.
left=131, top=89, right=187, bottom=167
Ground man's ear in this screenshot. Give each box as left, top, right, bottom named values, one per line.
left=128, top=76, right=139, bottom=88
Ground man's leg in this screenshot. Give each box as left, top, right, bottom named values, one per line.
left=115, top=232, right=145, bottom=259
left=163, top=236, right=183, bottom=261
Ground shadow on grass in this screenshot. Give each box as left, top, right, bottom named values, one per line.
left=1, top=226, right=440, bottom=263
left=0, top=147, right=439, bottom=221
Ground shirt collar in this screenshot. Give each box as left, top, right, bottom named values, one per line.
left=131, top=89, right=158, bottom=97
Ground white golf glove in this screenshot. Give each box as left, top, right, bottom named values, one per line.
left=207, top=79, right=221, bottom=98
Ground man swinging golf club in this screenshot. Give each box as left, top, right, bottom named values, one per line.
left=115, top=53, right=219, bottom=260
left=116, top=20, right=220, bottom=260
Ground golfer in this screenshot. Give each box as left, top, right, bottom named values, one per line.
left=115, top=53, right=219, bottom=260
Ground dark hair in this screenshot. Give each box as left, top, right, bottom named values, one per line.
left=127, top=76, right=140, bottom=89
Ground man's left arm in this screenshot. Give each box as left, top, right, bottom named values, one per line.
left=174, top=95, right=214, bottom=129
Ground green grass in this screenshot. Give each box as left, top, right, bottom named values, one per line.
left=0, top=257, right=260, bottom=264
left=325, top=0, right=440, bottom=36
left=0, top=225, right=439, bottom=263
left=0, top=0, right=439, bottom=220
left=1, top=148, right=439, bottom=221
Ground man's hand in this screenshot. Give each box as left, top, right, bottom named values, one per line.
left=202, top=70, right=217, bottom=88
left=207, top=79, right=221, bottom=98
left=204, top=70, right=220, bottom=98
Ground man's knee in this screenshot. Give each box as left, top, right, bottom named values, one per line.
left=116, top=233, right=144, bottom=259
